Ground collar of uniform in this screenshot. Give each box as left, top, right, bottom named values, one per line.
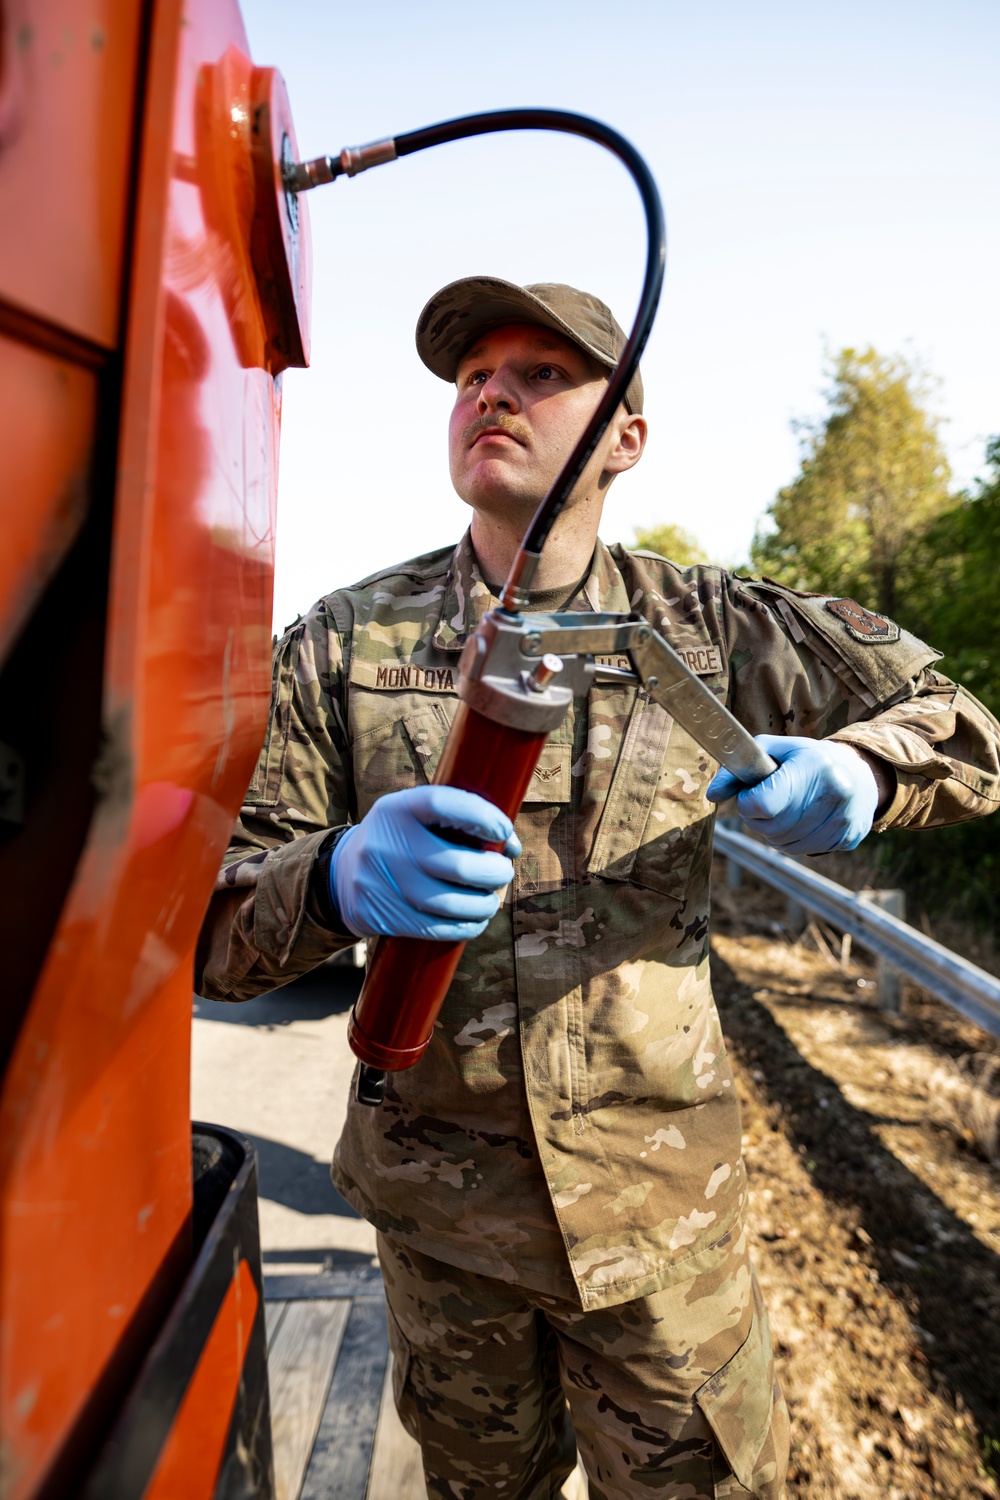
left=582, top=539, right=633, bottom=615
left=432, top=533, right=634, bottom=653
left=432, top=531, right=496, bottom=653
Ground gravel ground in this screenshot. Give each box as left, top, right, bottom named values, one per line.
left=711, top=868, right=1000, bottom=1499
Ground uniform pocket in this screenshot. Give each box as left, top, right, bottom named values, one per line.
left=349, top=693, right=456, bottom=817
left=586, top=693, right=715, bottom=900
left=384, top=1300, right=420, bottom=1443
left=630, top=720, right=716, bottom=899
left=695, top=1285, right=789, bottom=1499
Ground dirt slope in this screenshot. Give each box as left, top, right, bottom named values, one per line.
left=711, top=871, right=1000, bottom=1499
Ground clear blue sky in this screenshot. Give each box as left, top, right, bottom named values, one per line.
left=241, top=0, right=1000, bottom=631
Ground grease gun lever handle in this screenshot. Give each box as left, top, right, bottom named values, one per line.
left=629, top=632, right=777, bottom=787
left=519, top=614, right=778, bottom=788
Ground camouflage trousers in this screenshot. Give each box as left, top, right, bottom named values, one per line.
left=378, top=1227, right=789, bottom=1500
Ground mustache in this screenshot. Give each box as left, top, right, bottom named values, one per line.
left=462, top=412, right=531, bottom=447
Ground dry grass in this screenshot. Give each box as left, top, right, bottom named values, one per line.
left=927, top=1053, right=1000, bottom=1165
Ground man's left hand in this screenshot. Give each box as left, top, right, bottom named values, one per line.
left=706, top=735, right=880, bottom=856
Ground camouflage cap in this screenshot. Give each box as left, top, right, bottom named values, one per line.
left=415, top=276, right=644, bottom=414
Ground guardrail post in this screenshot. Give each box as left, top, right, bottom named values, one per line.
left=785, top=898, right=806, bottom=935
left=720, top=818, right=743, bottom=889
left=861, top=888, right=906, bottom=1012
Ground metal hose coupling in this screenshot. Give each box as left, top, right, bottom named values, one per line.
left=284, top=137, right=398, bottom=193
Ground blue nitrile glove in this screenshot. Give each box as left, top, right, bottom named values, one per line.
left=706, top=734, right=879, bottom=856
left=328, top=785, right=521, bottom=940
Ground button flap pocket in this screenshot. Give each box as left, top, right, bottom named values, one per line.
left=696, top=1293, right=786, bottom=1498
left=585, top=687, right=715, bottom=901
left=350, top=697, right=455, bottom=817
left=586, top=692, right=673, bottom=882
left=629, top=723, right=716, bottom=899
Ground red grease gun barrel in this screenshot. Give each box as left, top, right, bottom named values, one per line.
left=347, top=699, right=550, bottom=1075
left=348, top=650, right=571, bottom=1098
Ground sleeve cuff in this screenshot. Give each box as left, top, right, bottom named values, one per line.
left=829, top=722, right=954, bottom=779
left=252, top=828, right=356, bottom=964
left=308, top=827, right=356, bottom=933
left=828, top=724, right=953, bottom=832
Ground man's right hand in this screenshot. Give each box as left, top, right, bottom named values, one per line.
left=328, top=785, right=521, bottom=941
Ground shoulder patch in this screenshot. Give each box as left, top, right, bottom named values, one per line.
left=743, top=578, right=941, bottom=702
left=825, top=598, right=900, bottom=645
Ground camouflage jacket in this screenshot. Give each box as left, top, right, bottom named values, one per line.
left=197, top=533, right=1000, bottom=1311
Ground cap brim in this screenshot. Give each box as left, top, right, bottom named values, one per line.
left=415, top=276, right=618, bottom=384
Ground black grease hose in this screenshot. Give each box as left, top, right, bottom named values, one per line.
left=287, top=108, right=665, bottom=611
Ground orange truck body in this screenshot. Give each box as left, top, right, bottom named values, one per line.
left=0, top=1, right=310, bottom=1493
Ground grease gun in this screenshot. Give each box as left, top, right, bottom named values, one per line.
left=287, top=111, right=778, bottom=1105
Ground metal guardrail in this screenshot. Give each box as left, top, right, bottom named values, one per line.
left=715, top=823, right=1000, bottom=1039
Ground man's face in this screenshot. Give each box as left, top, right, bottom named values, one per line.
left=448, top=324, right=613, bottom=519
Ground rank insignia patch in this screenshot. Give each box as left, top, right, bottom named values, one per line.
left=825, top=598, right=900, bottom=644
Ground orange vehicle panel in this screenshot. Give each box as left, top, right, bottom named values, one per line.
left=0, top=336, right=96, bottom=665
left=0, top=0, right=143, bottom=349
left=142, top=1259, right=259, bottom=1500
left=0, top=0, right=310, bottom=1490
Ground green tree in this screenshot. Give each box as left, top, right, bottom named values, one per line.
left=908, top=436, right=1000, bottom=715
left=866, top=437, right=1000, bottom=928
left=752, top=348, right=953, bottom=617
left=633, top=522, right=708, bottom=566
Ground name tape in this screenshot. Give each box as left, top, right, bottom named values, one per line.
left=356, top=643, right=722, bottom=692
left=348, top=657, right=458, bottom=692
left=594, top=645, right=722, bottom=678
left=677, top=644, right=722, bottom=677
left=373, top=664, right=455, bottom=691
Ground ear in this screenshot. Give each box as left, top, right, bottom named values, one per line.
left=603, top=412, right=648, bottom=476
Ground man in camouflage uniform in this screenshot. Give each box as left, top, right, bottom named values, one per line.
left=197, top=278, right=1000, bottom=1499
